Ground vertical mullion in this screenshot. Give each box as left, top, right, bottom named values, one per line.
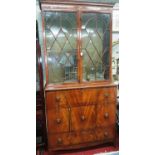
left=109, top=13, right=112, bottom=82
left=42, top=12, right=49, bottom=84
left=77, top=10, right=82, bottom=83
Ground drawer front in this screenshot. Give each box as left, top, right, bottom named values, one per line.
left=46, top=91, right=68, bottom=109
left=82, top=89, right=99, bottom=105
left=96, top=102, right=116, bottom=127
left=80, top=130, right=96, bottom=143
left=71, top=105, right=96, bottom=131
left=48, top=133, right=71, bottom=148
left=46, top=87, right=116, bottom=109
left=70, top=130, right=96, bottom=145
left=47, top=108, right=69, bottom=133
left=95, top=126, right=115, bottom=141
left=48, top=131, right=96, bottom=149
left=65, top=89, right=83, bottom=107
left=97, top=87, right=117, bottom=103
left=48, top=126, right=115, bottom=149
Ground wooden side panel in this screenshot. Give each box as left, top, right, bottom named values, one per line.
left=46, top=91, right=56, bottom=109
left=47, top=108, right=69, bottom=133
left=70, top=105, right=96, bottom=131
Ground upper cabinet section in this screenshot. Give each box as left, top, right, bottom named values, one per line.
left=41, top=1, right=113, bottom=86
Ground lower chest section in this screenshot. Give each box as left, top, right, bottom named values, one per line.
left=45, top=86, right=117, bottom=150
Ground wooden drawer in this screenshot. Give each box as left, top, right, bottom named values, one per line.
left=46, top=90, right=83, bottom=108
left=48, top=133, right=71, bottom=148
left=96, top=102, right=116, bottom=127
left=48, top=126, right=114, bottom=149
left=97, top=87, right=117, bottom=103
left=47, top=108, right=69, bottom=133
left=95, top=126, right=115, bottom=141
left=70, top=105, right=96, bottom=131
left=80, top=130, right=96, bottom=143
left=64, top=89, right=83, bottom=107
left=46, top=91, right=68, bottom=109
left=48, top=130, right=96, bottom=148
left=70, top=130, right=96, bottom=145
left=46, top=87, right=116, bottom=109
left=54, top=89, right=97, bottom=107
left=82, top=88, right=99, bottom=105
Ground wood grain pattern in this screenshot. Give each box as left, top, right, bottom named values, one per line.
left=48, top=132, right=71, bottom=148
left=71, top=105, right=96, bottom=131
left=45, top=86, right=117, bottom=150
left=97, top=87, right=117, bottom=103
left=47, top=108, right=70, bottom=133
left=65, top=89, right=83, bottom=107
left=48, top=126, right=115, bottom=150
left=95, top=126, right=115, bottom=141
left=46, top=87, right=116, bottom=108
left=96, top=102, right=116, bottom=127
left=46, top=91, right=68, bottom=109
left=46, top=86, right=117, bottom=149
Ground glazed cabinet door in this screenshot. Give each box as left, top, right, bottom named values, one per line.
left=81, top=13, right=111, bottom=82
left=44, top=12, right=78, bottom=84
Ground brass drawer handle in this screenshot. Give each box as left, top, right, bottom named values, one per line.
left=57, top=138, right=62, bottom=144
left=81, top=115, right=85, bottom=121
left=104, top=112, right=109, bottom=119
left=56, top=96, right=61, bottom=102
left=56, top=118, right=61, bottom=124
left=104, top=93, right=109, bottom=97
left=104, top=131, right=108, bottom=137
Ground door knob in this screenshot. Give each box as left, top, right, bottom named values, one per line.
left=104, top=93, right=109, bottom=97
left=57, top=138, right=62, bottom=144
left=104, top=112, right=109, bottom=119
left=104, top=131, right=108, bottom=137
left=56, top=96, right=60, bottom=102
left=81, top=115, right=85, bottom=121
left=56, top=118, right=61, bottom=124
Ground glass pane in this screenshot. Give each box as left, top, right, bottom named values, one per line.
left=44, top=12, right=78, bottom=84
left=81, top=13, right=110, bottom=81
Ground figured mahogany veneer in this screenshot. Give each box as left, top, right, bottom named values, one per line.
left=48, top=125, right=115, bottom=149
left=45, top=86, right=117, bottom=150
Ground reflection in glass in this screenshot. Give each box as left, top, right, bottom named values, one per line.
left=36, top=56, right=40, bottom=91
left=81, top=13, right=110, bottom=81
left=44, top=12, right=77, bottom=84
